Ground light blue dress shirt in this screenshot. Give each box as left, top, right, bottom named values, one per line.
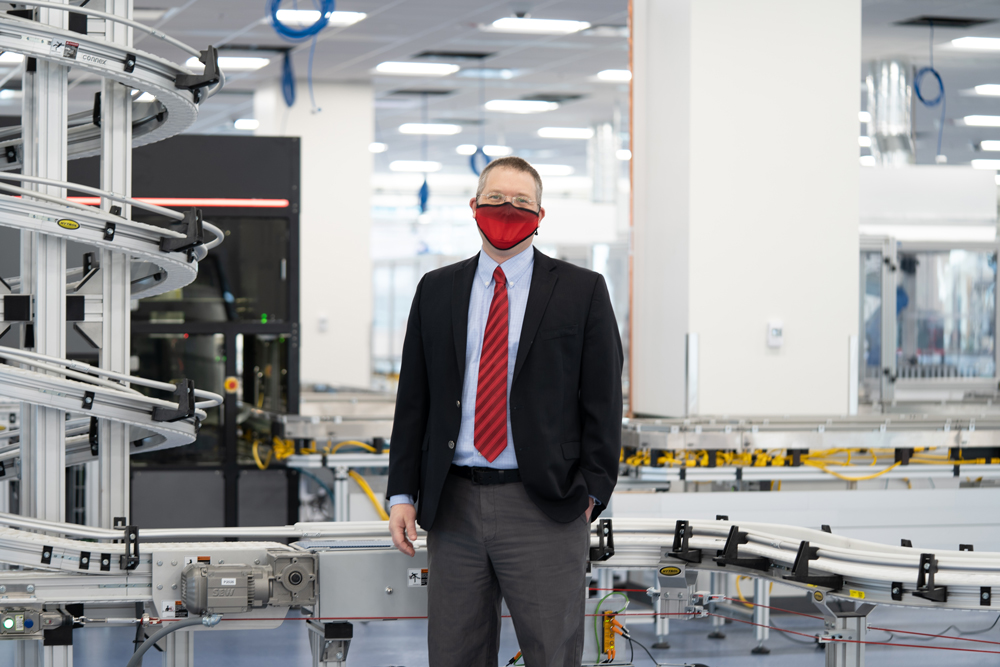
left=389, top=247, right=533, bottom=508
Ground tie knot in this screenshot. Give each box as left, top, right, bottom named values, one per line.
left=492, top=266, right=506, bottom=290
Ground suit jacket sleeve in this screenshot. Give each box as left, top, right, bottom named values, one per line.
left=386, top=276, right=430, bottom=502
left=579, top=274, right=623, bottom=514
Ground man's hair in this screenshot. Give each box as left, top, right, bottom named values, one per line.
left=476, top=156, right=543, bottom=203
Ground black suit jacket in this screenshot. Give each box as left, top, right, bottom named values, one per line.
left=386, top=248, right=623, bottom=529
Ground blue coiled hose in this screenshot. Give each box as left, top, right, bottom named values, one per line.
left=267, top=0, right=335, bottom=110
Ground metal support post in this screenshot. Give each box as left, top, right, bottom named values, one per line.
left=652, top=584, right=670, bottom=649
left=163, top=629, right=194, bottom=667
left=707, top=571, right=727, bottom=639
left=751, top=577, right=770, bottom=654
left=333, top=467, right=349, bottom=522
left=813, top=594, right=874, bottom=667
left=308, top=620, right=352, bottom=666
left=94, top=0, right=133, bottom=531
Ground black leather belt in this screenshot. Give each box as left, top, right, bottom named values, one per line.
left=449, top=464, right=521, bottom=485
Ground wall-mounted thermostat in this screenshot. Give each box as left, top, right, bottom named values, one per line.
left=767, top=320, right=784, bottom=348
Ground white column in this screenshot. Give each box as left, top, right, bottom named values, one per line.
left=254, top=82, right=373, bottom=393
left=632, top=0, right=860, bottom=416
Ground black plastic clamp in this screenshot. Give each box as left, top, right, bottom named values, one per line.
left=891, top=581, right=904, bottom=601
left=103, top=221, right=116, bottom=241
left=81, top=391, right=95, bottom=411
left=41, top=545, right=53, bottom=565
left=982, top=587, right=992, bottom=607
left=174, top=46, right=219, bottom=92
left=89, top=416, right=99, bottom=456
left=99, top=553, right=111, bottom=571
left=78, top=551, right=90, bottom=570
left=152, top=378, right=195, bottom=422
left=913, top=553, right=947, bottom=603
left=713, top=525, right=770, bottom=572
left=4, top=145, right=16, bottom=163
left=159, top=208, right=204, bottom=254
left=668, top=519, right=703, bottom=564
left=782, top=540, right=843, bottom=590
left=589, top=519, right=614, bottom=561
left=92, top=91, right=100, bottom=127
left=123, top=52, right=136, bottom=73
left=119, top=524, right=139, bottom=571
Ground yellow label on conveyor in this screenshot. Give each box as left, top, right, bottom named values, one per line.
left=659, top=566, right=682, bottom=576
left=57, top=219, right=80, bottom=230
left=849, top=589, right=865, bottom=599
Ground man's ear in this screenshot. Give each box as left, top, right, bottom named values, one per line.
left=469, top=197, right=477, bottom=214
left=537, top=206, right=545, bottom=223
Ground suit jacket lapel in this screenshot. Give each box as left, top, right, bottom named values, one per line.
left=452, top=253, right=479, bottom=380
left=512, top=248, right=557, bottom=386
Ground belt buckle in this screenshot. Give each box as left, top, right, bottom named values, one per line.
left=470, top=468, right=484, bottom=485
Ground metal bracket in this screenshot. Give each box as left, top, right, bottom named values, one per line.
left=174, top=46, right=219, bottom=91
left=152, top=378, right=196, bottom=422
left=81, top=391, right=94, bottom=411
left=982, top=587, right=992, bottom=606
left=713, top=525, right=770, bottom=572
left=782, top=540, right=843, bottom=590
left=88, top=417, right=99, bottom=456
left=119, top=525, right=139, bottom=571
left=123, top=52, right=136, bottom=73
left=41, top=545, right=53, bottom=565
left=668, top=519, right=702, bottom=564
left=589, top=519, right=614, bottom=561
left=913, top=553, right=947, bottom=602
left=78, top=551, right=90, bottom=571
left=4, top=145, right=16, bottom=163
left=159, top=208, right=204, bottom=253
left=104, top=221, right=116, bottom=240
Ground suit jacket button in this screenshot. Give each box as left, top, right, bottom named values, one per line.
left=447, top=440, right=455, bottom=449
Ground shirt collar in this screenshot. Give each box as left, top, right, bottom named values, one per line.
left=477, top=245, right=534, bottom=288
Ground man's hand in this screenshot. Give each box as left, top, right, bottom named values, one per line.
left=389, top=503, right=418, bottom=557
left=585, top=496, right=596, bottom=522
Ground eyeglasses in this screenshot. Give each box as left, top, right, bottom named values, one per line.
left=479, top=191, right=537, bottom=208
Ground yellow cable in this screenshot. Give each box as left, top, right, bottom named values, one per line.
left=803, top=460, right=902, bottom=481
left=327, top=440, right=378, bottom=454
left=348, top=470, right=389, bottom=520
left=252, top=440, right=272, bottom=470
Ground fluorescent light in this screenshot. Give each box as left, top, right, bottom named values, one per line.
left=975, top=84, right=1000, bottom=96
left=971, top=159, right=1000, bottom=169
left=981, top=140, right=1000, bottom=151
left=457, top=144, right=513, bottom=156
left=858, top=111, right=871, bottom=123
left=965, top=115, right=1000, bottom=127
left=399, top=123, right=462, bottom=135
left=0, top=53, right=24, bottom=65
left=135, top=92, right=156, bottom=103
left=532, top=164, right=574, bottom=176
left=369, top=142, right=388, bottom=153
left=484, top=145, right=513, bottom=157
left=597, top=69, right=631, bottom=82
left=538, top=127, right=594, bottom=139
left=376, top=61, right=459, bottom=76
left=860, top=224, right=996, bottom=242
left=0, top=90, right=21, bottom=100
left=858, top=136, right=872, bottom=148
left=485, top=99, right=559, bottom=114
left=133, top=9, right=168, bottom=22
left=274, top=9, right=366, bottom=26
left=390, top=160, right=442, bottom=173
left=616, top=149, right=631, bottom=160
left=486, top=17, right=591, bottom=35
left=860, top=155, right=876, bottom=167
left=234, top=118, right=259, bottom=131
left=952, top=36, right=1000, bottom=51
left=187, top=56, right=270, bottom=71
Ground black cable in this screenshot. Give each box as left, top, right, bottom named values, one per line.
left=628, top=634, right=634, bottom=665
left=627, top=636, right=660, bottom=665
left=887, top=614, right=1000, bottom=642
left=772, top=627, right=818, bottom=645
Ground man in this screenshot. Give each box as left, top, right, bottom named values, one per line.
left=387, top=156, right=623, bottom=666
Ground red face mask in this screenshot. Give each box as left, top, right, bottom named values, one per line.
left=474, top=202, right=540, bottom=251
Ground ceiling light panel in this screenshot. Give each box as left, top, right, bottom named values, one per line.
left=965, top=115, right=1000, bottom=127
left=485, top=99, right=559, bottom=114
left=858, top=136, right=872, bottom=148
left=485, top=17, right=591, bottom=35
left=981, top=140, right=1000, bottom=151
left=0, top=53, right=24, bottom=64
left=858, top=111, right=871, bottom=123
left=390, top=160, right=442, bottom=172
left=538, top=127, right=594, bottom=139
left=971, top=159, right=1000, bottom=169
left=532, top=164, right=574, bottom=176
left=860, top=155, right=876, bottom=167
left=616, top=149, right=631, bottom=160
left=975, top=84, right=1000, bottom=96
left=376, top=62, right=460, bottom=76
left=597, top=69, right=631, bottom=82
left=187, top=56, right=269, bottom=71
left=456, top=144, right=478, bottom=156
left=369, top=142, right=388, bottom=153
left=234, top=119, right=259, bottom=131
left=399, top=123, right=462, bottom=135
left=274, top=10, right=367, bottom=26
left=952, top=36, right=1000, bottom=50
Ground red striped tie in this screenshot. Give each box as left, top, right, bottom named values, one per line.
left=474, top=266, right=509, bottom=462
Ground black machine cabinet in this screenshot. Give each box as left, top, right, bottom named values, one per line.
left=71, top=135, right=302, bottom=529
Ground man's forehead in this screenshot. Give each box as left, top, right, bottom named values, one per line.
left=483, top=167, right=535, bottom=192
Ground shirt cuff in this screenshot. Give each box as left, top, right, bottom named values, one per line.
left=589, top=495, right=601, bottom=506
left=389, top=494, right=415, bottom=508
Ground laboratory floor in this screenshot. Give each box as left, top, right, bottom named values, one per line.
left=1, top=601, right=998, bottom=666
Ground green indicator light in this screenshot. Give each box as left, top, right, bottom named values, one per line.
left=2, top=617, right=14, bottom=630
left=261, top=313, right=268, bottom=324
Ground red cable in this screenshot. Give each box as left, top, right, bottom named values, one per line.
left=869, top=625, right=1000, bottom=646
left=721, top=596, right=824, bottom=620
left=589, top=587, right=650, bottom=593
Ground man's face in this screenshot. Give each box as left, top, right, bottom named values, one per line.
left=470, top=167, right=545, bottom=219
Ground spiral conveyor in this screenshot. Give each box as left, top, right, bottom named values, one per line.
left=0, top=0, right=224, bottom=479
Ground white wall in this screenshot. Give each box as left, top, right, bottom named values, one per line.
left=633, top=0, right=860, bottom=416
left=255, top=82, right=374, bottom=391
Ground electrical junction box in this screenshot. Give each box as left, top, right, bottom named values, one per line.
left=767, top=320, right=784, bottom=349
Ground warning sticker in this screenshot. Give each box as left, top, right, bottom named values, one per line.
left=407, top=568, right=428, bottom=587
left=160, top=599, right=188, bottom=619
left=849, top=589, right=866, bottom=600
left=63, top=41, right=79, bottom=59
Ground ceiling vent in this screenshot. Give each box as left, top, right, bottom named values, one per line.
left=414, top=50, right=494, bottom=60
left=386, top=89, right=456, bottom=96
left=895, top=16, right=995, bottom=28
left=521, top=93, right=584, bottom=103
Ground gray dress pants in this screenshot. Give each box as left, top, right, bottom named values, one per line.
left=427, top=473, right=590, bottom=667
